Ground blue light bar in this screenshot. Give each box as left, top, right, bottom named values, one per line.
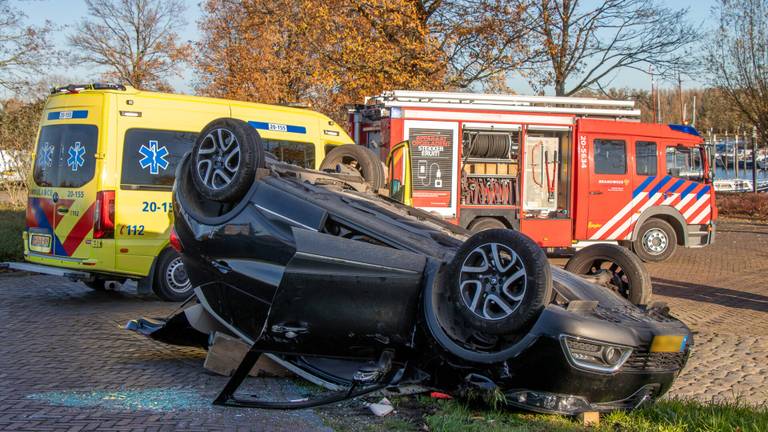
left=668, top=124, right=701, bottom=136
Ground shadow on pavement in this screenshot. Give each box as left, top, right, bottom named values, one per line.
left=653, top=277, right=768, bottom=313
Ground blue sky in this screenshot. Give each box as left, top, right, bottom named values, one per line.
left=14, top=0, right=716, bottom=95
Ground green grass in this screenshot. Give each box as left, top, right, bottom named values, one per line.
left=421, top=398, right=768, bottom=432
left=0, top=205, right=25, bottom=262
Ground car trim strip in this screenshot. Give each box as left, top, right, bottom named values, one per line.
left=293, top=251, right=421, bottom=274
left=253, top=204, right=318, bottom=231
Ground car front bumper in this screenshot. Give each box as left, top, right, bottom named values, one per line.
left=497, top=332, right=688, bottom=414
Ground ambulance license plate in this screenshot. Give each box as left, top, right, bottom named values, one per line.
left=30, top=233, right=52, bottom=253
left=650, top=335, right=687, bottom=353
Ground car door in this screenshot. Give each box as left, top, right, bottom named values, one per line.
left=259, top=228, right=426, bottom=358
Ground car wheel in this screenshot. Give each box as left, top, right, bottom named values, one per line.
left=320, top=145, right=386, bottom=190
left=153, top=249, right=193, bottom=302
left=447, top=229, right=552, bottom=335
left=468, top=217, right=507, bottom=233
left=564, top=244, right=652, bottom=305
left=633, top=219, right=678, bottom=262
left=191, top=118, right=265, bottom=203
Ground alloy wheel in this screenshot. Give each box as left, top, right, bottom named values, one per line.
left=458, top=242, right=527, bottom=321
left=196, top=128, right=241, bottom=189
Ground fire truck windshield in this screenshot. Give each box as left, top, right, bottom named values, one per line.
left=666, top=144, right=705, bottom=181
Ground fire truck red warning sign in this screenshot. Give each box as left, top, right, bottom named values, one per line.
left=409, top=128, right=453, bottom=208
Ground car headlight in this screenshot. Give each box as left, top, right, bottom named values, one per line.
left=560, top=335, right=632, bottom=373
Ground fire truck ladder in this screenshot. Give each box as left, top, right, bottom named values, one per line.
left=369, top=90, right=641, bottom=119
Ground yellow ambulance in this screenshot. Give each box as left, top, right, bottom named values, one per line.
left=14, top=83, right=353, bottom=301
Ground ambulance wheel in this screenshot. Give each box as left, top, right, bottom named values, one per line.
left=447, top=229, right=552, bottom=335
left=468, top=217, right=507, bottom=233
left=633, top=219, right=678, bottom=262
left=191, top=118, right=265, bottom=203
left=320, top=145, right=386, bottom=190
left=153, top=249, right=193, bottom=302
left=565, top=244, right=652, bottom=305
left=83, top=278, right=107, bottom=291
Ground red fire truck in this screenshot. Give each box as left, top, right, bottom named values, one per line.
left=348, top=91, right=716, bottom=268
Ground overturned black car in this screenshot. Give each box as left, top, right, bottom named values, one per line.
left=129, top=118, right=692, bottom=415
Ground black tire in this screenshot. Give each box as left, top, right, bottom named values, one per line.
left=468, top=217, right=507, bottom=233
left=191, top=118, right=265, bottom=203
left=565, top=244, right=652, bottom=305
left=153, top=249, right=193, bottom=302
left=633, top=218, right=678, bottom=262
left=320, top=145, right=386, bottom=190
left=82, top=278, right=106, bottom=291
left=446, top=229, right=552, bottom=335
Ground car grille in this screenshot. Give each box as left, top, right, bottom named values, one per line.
left=623, top=350, right=687, bottom=372
left=591, top=305, right=679, bottom=324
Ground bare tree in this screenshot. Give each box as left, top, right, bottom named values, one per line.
left=428, top=0, right=538, bottom=88
left=526, top=0, right=699, bottom=96
left=69, top=0, right=192, bottom=91
left=0, top=1, right=56, bottom=92
left=705, top=0, right=768, bottom=144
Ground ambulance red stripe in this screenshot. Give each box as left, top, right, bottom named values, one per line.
left=61, top=202, right=96, bottom=256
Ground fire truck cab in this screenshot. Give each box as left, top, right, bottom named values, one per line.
left=349, top=90, right=716, bottom=263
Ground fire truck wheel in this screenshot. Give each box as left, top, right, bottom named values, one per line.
left=447, top=229, right=552, bottom=335
left=565, top=244, right=652, bottom=305
left=191, top=118, right=265, bottom=203
left=320, top=145, right=386, bottom=190
left=468, top=217, right=508, bottom=233
left=633, top=219, right=678, bottom=262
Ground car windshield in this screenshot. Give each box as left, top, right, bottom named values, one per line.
left=33, top=124, right=98, bottom=188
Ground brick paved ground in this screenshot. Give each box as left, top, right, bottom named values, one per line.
left=0, top=275, right=331, bottom=431
left=0, top=220, right=766, bottom=430
left=648, top=221, right=768, bottom=404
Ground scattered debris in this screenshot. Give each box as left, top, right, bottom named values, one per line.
left=366, top=397, right=394, bottom=417
left=578, top=411, right=600, bottom=426
left=204, top=332, right=291, bottom=377
left=26, top=389, right=208, bottom=412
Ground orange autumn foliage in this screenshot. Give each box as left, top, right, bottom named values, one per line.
left=196, top=0, right=447, bottom=120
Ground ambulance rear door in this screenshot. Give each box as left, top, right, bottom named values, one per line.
left=28, top=94, right=105, bottom=263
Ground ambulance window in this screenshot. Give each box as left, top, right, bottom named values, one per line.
left=263, top=139, right=315, bottom=168
left=33, top=124, right=98, bottom=188
left=635, top=141, right=657, bottom=176
left=594, top=139, right=626, bottom=174
left=121, top=128, right=197, bottom=190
